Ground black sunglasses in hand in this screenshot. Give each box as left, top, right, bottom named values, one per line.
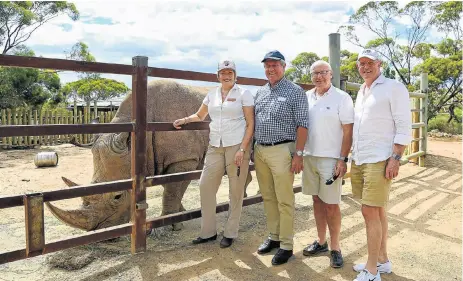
left=237, top=166, right=240, bottom=177
left=325, top=173, right=339, bottom=185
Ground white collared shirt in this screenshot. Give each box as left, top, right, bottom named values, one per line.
left=203, top=84, right=254, bottom=147
left=352, top=75, right=412, bottom=165
left=304, top=85, right=354, bottom=158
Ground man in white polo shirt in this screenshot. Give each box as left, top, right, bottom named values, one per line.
left=301, top=60, right=354, bottom=269
left=351, top=49, right=412, bottom=281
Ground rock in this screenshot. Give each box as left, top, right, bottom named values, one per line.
left=430, top=129, right=439, bottom=133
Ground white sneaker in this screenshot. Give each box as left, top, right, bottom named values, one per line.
left=353, top=260, right=392, bottom=274
left=353, top=269, right=381, bottom=281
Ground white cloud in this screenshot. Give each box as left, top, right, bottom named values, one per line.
left=22, top=0, right=433, bottom=88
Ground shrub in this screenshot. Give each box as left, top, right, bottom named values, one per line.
left=428, top=114, right=462, bottom=135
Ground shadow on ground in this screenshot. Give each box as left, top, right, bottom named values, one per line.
left=40, top=153, right=462, bottom=281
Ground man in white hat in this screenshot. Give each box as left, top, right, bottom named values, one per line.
left=351, top=49, right=412, bottom=281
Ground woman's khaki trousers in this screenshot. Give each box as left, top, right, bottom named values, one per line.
left=199, top=143, right=251, bottom=239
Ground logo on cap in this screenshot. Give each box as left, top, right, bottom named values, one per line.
left=224, top=61, right=229, bottom=66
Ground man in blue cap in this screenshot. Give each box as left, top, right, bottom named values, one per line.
left=253, top=50, right=309, bottom=265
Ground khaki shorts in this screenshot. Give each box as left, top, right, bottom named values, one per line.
left=302, top=156, right=342, bottom=204
left=350, top=160, right=391, bottom=207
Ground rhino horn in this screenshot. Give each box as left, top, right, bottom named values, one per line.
left=61, top=176, right=80, bottom=187
left=46, top=202, right=95, bottom=231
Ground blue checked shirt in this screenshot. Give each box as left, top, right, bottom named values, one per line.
left=254, top=78, right=309, bottom=144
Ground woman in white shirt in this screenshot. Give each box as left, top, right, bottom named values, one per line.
left=173, top=60, right=255, bottom=248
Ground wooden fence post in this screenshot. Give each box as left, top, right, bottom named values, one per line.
left=38, top=110, right=43, bottom=145
left=34, top=110, right=39, bottom=145
left=51, top=111, right=56, bottom=144
left=1, top=109, right=6, bottom=146
left=7, top=109, right=12, bottom=146
left=83, top=107, right=88, bottom=144
left=419, top=73, right=428, bottom=167
left=12, top=108, right=17, bottom=145
left=131, top=56, right=148, bottom=254
left=77, top=110, right=82, bottom=144
left=28, top=108, right=32, bottom=145
left=18, top=109, right=23, bottom=145
left=411, top=97, right=420, bottom=162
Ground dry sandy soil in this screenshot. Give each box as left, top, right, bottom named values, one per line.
left=0, top=138, right=461, bottom=281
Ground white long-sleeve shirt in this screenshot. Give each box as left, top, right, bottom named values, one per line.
left=203, top=84, right=254, bottom=147
left=352, top=75, right=412, bottom=165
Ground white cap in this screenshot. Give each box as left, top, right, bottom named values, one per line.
left=358, top=49, right=381, bottom=61
left=218, top=60, right=236, bottom=72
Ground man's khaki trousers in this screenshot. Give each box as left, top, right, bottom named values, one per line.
left=199, top=143, right=250, bottom=239
left=254, top=142, right=295, bottom=250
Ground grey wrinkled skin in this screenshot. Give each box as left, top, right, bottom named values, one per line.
left=48, top=79, right=251, bottom=231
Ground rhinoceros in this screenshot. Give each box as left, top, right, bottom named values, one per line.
left=46, top=79, right=252, bottom=231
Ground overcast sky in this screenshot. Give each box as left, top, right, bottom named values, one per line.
left=25, top=0, right=443, bottom=92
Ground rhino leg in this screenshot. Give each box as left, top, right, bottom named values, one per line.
left=161, top=160, right=199, bottom=231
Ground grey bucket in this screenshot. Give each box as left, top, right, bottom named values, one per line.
left=34, top=152, right=59, bottom=168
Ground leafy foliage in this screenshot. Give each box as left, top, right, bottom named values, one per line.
left=0, top=1, right=79, bottom=54
left=284, top=52, right=320, bottom=83
left=76, top=78, right=129, bottom=105
left=0, top=47, right=61, bottom=109
left=339, top=1, right=462, bottom=121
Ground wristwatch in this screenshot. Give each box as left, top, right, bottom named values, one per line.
left=391, top=153, right=401, bottom=161
left=338, top=156, right=348, bottom=163
left=239, top=148, right=245, bottom=153
left=296, top=150, right=303, bottom=157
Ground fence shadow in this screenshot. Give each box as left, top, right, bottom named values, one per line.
left=57, top=153, right=461, bottom=281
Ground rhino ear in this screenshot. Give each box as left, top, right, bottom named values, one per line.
left=91, top=116, right=100, bottom=124
left=111, top=132, right=130, bottom=152
left=61, top=177, right=80, bottom=187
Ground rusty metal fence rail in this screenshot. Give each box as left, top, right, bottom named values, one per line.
left=0, top=54, right=314, bottom=265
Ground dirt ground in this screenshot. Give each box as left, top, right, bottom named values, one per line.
left=0, top=138, right=461, bottom=281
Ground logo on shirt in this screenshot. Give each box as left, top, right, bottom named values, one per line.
left=326, top=106, right=330, bottom=110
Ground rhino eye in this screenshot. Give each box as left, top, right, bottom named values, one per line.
left=114, top=194, right=122, bottom=200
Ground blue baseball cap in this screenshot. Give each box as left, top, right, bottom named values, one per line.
left=261, top=50, right=285, bottom=63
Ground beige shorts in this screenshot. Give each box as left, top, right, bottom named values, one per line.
left=350, top=160, right=391, bottom=207
left=302, top=155, right=342, bottom=204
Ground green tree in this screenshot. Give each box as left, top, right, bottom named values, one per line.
left=413, top=39, right=462, bottom=122
left=0, top=47, right=61, bottom=109
left=284, top=52, right=320, bottom=83
left=340, top=50, right=362, bottom=84
left=339, top=1, right=462, bottom=121
left=64, top=78, right=129, bottom=119
left=338, top=1, right=437, bottom=86
left=61, top=42, right=101, bottom=119
left=64, top=41, right=99, bottom=80
left=0, top=1, right=79, bottom=54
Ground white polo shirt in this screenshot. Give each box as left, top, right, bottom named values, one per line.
left=304, top=85, right=354, bottom=158
left=352, top=75, right=412, bottom=165
left=203, top=84, right=254, bottom=147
